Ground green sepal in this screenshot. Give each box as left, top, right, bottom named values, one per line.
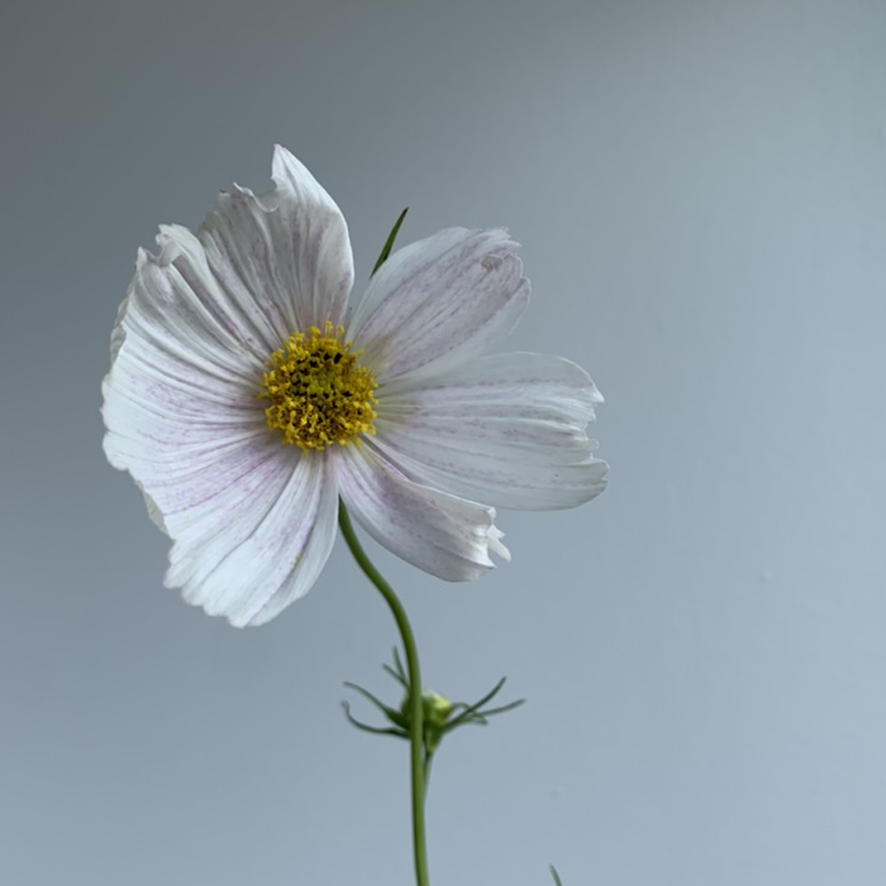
left=382, top=646, right=409, bottom=689
left=342, top=650, right=524, bottom=758
left=341, top=701, right=408, bottom=739
left=441, top=676, right=525, bottom=735
left=343, top=681, right=409, bottom=730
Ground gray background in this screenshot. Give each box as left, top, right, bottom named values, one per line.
left=2, top=1, right=885, bottom=884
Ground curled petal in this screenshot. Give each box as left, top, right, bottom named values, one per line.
left=338, top=445, right=510, bottom=582
left=348, top=228, right=529, bottom=382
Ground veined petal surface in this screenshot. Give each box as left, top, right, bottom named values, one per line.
left=348, top=228, right=529, bottom=382
left=167, top=450, right=339, bottom=627
left=268, top=146, right=355, bottom=330
left=338, top=445, right=509, bottom=582
left=372, top=353, right=608, bottom=510
left=103, top=234, right=268, bottom=481
left=112, top=232, right=266, bottom=385
left=103, top=196, right=343, bottom=626
left=103, top=146, right=608, bottom=626
left=198, top=145, right=354, bottom=351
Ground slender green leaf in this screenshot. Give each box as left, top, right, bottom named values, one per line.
left=371, top=207, right=409, bottom=276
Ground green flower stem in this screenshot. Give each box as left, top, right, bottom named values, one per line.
left=423, top=752, right=435, bottom=799
left=338, top=500, right=430, bottom=886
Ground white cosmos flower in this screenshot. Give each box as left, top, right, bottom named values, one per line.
left=102, top=146, right=607, bottom=627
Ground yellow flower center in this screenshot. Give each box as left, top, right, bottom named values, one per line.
left=260, top=322, right=377, bottom=452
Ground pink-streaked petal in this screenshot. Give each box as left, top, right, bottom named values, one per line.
left=153, top=222, right=287, bottom=360
left=108, top=393, right=337, bottom=625
left=198, top=146, right=354, bottom=348
left=102, top=265, right=267, bottom=481
left=348, top=228, right=529, bottom=382
left=105, top=371, right=328, bottom=625
left=117, top=236, right=266, bottom=387
left=338, top=445, right=509, bottom=582
left=104, top=250, right=339, bottom=625
left=269, top=146, right=355, bottom=330
left=166, top=450, right=339, bottom=627
left=372, top=352, right=608, bottom=510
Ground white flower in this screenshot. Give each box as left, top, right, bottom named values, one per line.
left=102, top=146, right=607, bottom=627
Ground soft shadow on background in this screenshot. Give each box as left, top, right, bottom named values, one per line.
left=2, top=1, right=885, bottom=884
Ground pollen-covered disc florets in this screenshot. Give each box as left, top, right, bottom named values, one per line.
left=260, top=322, right=377, bottom=451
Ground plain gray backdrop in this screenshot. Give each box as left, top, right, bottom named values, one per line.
left=2, top=1, right=885, bottom=884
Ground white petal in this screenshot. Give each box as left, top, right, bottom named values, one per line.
left=487, top=525, right=512, bottom=562
left=338, top=445, right=509, bottom=582
left=348, top=228, right=529, bottom=382
left=104, top=270, right=273, bottom=525
left=269, top=146, right=355, bottom=330
left=198, top=146, right=354, bottom=346
left=104, top=268, right=339, bottom=625
left=106, top=370, right=331, bottom=626
left=166, top=450, right=340, bottom=627
left=102, top=240, right=269, bottom=479
left=117, top=235, right=266, bottom=387
left=151, top=223, right=285, bottom=362
left=372, top=353, right=608, bottom=510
